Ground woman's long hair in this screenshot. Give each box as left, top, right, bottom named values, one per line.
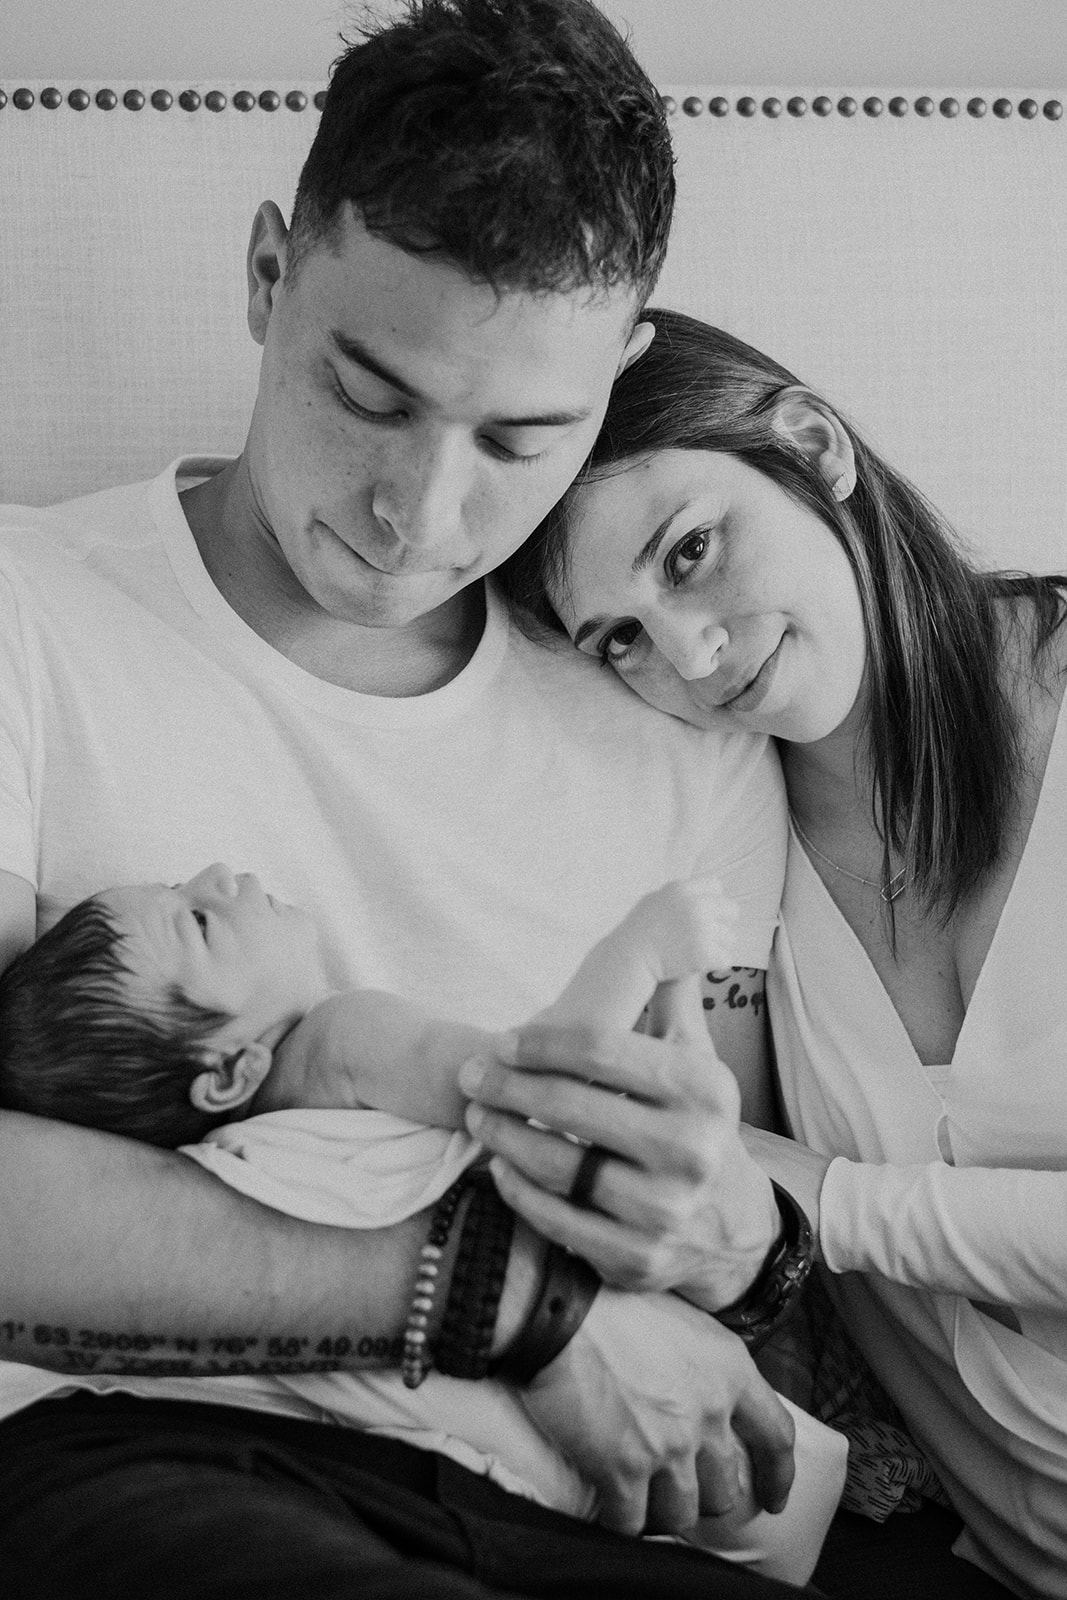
left=498, top=307, right=1067, bottom=919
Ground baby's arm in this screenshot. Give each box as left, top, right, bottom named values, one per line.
left=263, top=990, right=495, bottom=1128
left=535, top=875, right=738, bottom=1033
left=264, top=879, right=735, bottom=1129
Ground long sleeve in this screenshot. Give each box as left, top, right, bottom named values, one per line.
left=821, top=1156, right=1067, bottom=1311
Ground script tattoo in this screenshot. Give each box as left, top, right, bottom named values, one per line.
left=0, top=1319, right=404, bottom=1376
left=702, top=966, right=766, bottom=1017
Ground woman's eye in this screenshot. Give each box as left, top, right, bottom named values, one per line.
left=666, top=529, right=710, bottom=584
left=191, top=910, right=209, bottom=937
left=599, top=620, right=644, bottom=665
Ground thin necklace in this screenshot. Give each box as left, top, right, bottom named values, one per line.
left=789, top=811, right=908, bottom=903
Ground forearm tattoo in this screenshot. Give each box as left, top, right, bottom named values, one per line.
left=0, top=1318, right=404, bottom=1376
left=702, top=966, right=766, bottom=1018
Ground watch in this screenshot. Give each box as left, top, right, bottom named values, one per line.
left=713, top=1182, right=815, bottom=1350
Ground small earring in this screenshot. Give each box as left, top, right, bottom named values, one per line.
left=831, top=471, right=855, bottom=503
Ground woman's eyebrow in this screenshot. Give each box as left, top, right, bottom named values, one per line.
left=572, top=504, right=689, bottom=645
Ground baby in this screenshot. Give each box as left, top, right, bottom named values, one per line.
left=0, top=863, right=845, bottom=1585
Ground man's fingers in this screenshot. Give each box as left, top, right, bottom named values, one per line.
left=463, top=1066, right=698, bottom=1168
left=593, top=1474, right=650, bottom=1537
left=508, top=1021, right=735, bottom=1106
left=644, top=1463, right=701, bottom=1535
left=733, top=1385, right=796, bottom=1514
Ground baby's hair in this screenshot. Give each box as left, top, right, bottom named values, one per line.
left=0, top=895, right=236, bottom=1148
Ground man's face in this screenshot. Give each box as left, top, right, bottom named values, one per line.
left=241, top=204, right=650, bottom=632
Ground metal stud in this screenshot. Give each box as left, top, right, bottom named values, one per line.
left=889, top=96, right=909, bottom=116
left=762, top=97, right=782, bottom=118
left=812, top=95, right=833, bottom=117
left=233, top=90, right=255, bottom=112
left=1045, top=100, right=1063, bottom=120
left=151, top=89, right=173, bottom=111
left=123, top=89, right=145, bottom=111
left=205, top=90, right=227, bottom=112
left=314, top=89, right=327, bottom=111
left=96, top=88, right=117, bottom=110
left=1019, top=98, right=1038, bottom=119
left=787, top=96, right=807, bottom=117
left=737, top=96, right=757, bottom=117
left=993, top=98, right=1013, bottom=118
left=286, top=90, right=308, bottom=111
left=179, top=89, right=201, bottom=112
left=915, top=96, right=934, bottom=116
left=837, top=96, right=857, bottom=117
left=709, top=96, right=729, bottom=117
left=967, top=97, right=986, bottom=117
left=13, top=87, right=35, bottom=110
left=40, top=86, right=62, bottom=110
left=939, top=97, right=960, bottom=117
left=863, top=96, right=883, bottom=117
left=67, top=88, right=89, bottom=110
left=259, top=90, right=280, bottom=112
left=682, top=95, right=703, bottom=116
left=0, top=90, right=6, bottom=111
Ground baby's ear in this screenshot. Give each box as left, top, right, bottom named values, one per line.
left=189, top=1042, right=273, bottom=1116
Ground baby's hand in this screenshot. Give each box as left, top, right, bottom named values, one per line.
left=621, top=876, right=739, bottom=982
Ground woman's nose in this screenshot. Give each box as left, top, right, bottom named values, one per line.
left=649, top=615, right=727, bottom=681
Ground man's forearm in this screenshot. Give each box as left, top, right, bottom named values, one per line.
left=0, top=1111, right=427, bottom=1376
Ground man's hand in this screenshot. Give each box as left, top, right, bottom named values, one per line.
left=460, top=1021, right=780, bottom=1312
left=520, top=1284, right=795, bottom=1535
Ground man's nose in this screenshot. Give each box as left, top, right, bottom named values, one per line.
left=648, top=613, right=728, bottom=681
left=372, top=435, right=470, bottom=551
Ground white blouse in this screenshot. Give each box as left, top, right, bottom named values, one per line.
left=769, top=685, right=1067, bottom=1599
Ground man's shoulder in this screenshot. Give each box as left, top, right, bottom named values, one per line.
left=0, top=469, right=178, bottom=608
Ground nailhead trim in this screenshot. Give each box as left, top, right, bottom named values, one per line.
left=659, top=93, right=1063, bottom=122
left=0, top=87, right=1061, bottom=123
left=0, top=85, right=326, bottom=113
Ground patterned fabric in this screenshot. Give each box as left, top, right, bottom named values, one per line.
left=756, top=1274, right=950, bottom=1523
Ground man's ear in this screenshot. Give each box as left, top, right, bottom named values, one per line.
left=617, top=319, right=656, bottom=377
left=189, top=1041, right=274, bottom=1116
left=770, top=386, right=857, bottom=502
left=246, top=201, right=290, bottom=347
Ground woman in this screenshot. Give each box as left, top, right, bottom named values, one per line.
left=478, top=308, right=1067, bottom=1598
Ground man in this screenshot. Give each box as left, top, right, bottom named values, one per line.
left=0, top=4, right=800, bottom=1594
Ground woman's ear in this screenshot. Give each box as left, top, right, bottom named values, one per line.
left=617, top=319, right=656, bottom=377
left=189, top=1041, right=274, bottom=1116
left=770, top=386, right=857, bottom=503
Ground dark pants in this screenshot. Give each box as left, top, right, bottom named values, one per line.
left=813, top=1505, right=1017, bottom=1599
left=0, top=1394, right=817, bottom=1600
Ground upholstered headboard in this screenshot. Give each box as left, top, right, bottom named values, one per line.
left=1, top=82, right=1064, bottom=572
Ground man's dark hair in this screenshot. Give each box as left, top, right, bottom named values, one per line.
left=0, top=896, right=237, bottom=1148
left=288, top=0, right=675, bottom=300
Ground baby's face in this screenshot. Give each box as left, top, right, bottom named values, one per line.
left=99, top=863, right=329, bottom=1047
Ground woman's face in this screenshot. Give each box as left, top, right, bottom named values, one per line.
left=553, top=449, right=868, bottom=744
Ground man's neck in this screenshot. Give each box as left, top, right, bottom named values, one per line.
left=179, top=463, right=485, bottom=698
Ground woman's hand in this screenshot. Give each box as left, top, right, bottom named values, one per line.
left=459, top=1018, right=780, bottom=1313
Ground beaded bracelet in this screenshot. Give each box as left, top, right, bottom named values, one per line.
left=435, top=1165, right=516, bottom=1381
left=401, top=1173, right=469, bottom=1389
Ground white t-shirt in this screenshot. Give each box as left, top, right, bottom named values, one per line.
left=0, top=457, right=786, bottom=1437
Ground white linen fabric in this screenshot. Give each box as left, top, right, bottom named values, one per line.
left=0, top=456, right=786, bottom=1431
left=183, top=1106, right=845, bottom=1587
left=769, top=686, right=1067, bottom=1599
